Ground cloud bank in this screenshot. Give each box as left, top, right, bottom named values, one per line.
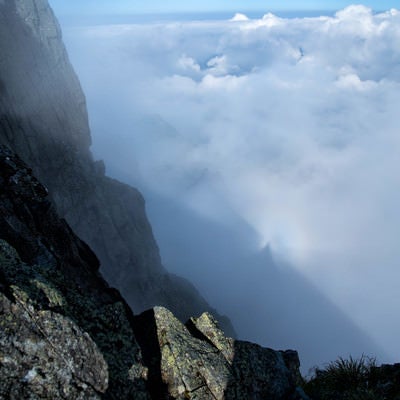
left=63, top=6, right=400, bottom=365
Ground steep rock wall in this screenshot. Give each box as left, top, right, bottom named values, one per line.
left=0, top=0, right=232, bottom=332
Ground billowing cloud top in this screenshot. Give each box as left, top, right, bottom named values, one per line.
left=64, top=5, right=400, bottom=364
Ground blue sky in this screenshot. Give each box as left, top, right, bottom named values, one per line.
left=50, top=0, right=398, bottom=15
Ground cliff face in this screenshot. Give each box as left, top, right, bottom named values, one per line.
left=0, top=146, right=307, bottom=398
left=0, top=0, right=232, bottom=332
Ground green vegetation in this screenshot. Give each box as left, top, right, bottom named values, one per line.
left=304, top=355, right=400, bottom=400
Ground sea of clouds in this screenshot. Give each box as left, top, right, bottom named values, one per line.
left=63, top=5, right=400, bottom=366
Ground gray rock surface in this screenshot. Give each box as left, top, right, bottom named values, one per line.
left=0, top=0, right=234, bottom=335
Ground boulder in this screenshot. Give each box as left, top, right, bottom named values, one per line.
left=134, top=306, right=305, bottom=399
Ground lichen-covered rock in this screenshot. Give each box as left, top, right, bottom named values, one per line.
left=0, top=145, right=151, bottom=399
left=156, top=307, right=230, bottom=399
left=134, top=307, right=304, bottom=400
left=0, top=288, right=107, bottom=399
left=187, top=312, right=235, bottom=362
left=225, top=341, right=296, bottom=400
left=187, top=311, right=310, bottom=399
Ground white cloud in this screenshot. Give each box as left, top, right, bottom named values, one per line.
left=230, top=13, right=249, bottom=22
left=64, top=6, right=400, bottom=363
left=177, top=54, right=201, bottom=73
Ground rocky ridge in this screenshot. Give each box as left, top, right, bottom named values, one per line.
left=0, top=145, right=307, bottom=398
left=0, top=0, right=232, bottom=334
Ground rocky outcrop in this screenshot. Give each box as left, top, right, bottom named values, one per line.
left=135, top=307, right=308, bottom=400
left=0, top=145, right=150, bottom=399
left=0, top=285, right=108, bottom=399
left=0, top=146, right=306, bottom=398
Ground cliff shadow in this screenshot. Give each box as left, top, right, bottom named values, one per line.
left=133, top=187, right=386, bottom=372
left=133, top=309, right=170, bottom=400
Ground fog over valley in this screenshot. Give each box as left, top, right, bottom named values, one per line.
left=55, top=5, right=400, bottom=370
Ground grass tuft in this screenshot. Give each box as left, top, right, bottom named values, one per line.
left=304, top=355, right=380, bottom=400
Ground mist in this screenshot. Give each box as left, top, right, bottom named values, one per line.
left=57, top=5, right=400, bottom=370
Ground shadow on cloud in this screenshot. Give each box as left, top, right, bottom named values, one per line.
left=61, top=5, right=400, bottom=367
